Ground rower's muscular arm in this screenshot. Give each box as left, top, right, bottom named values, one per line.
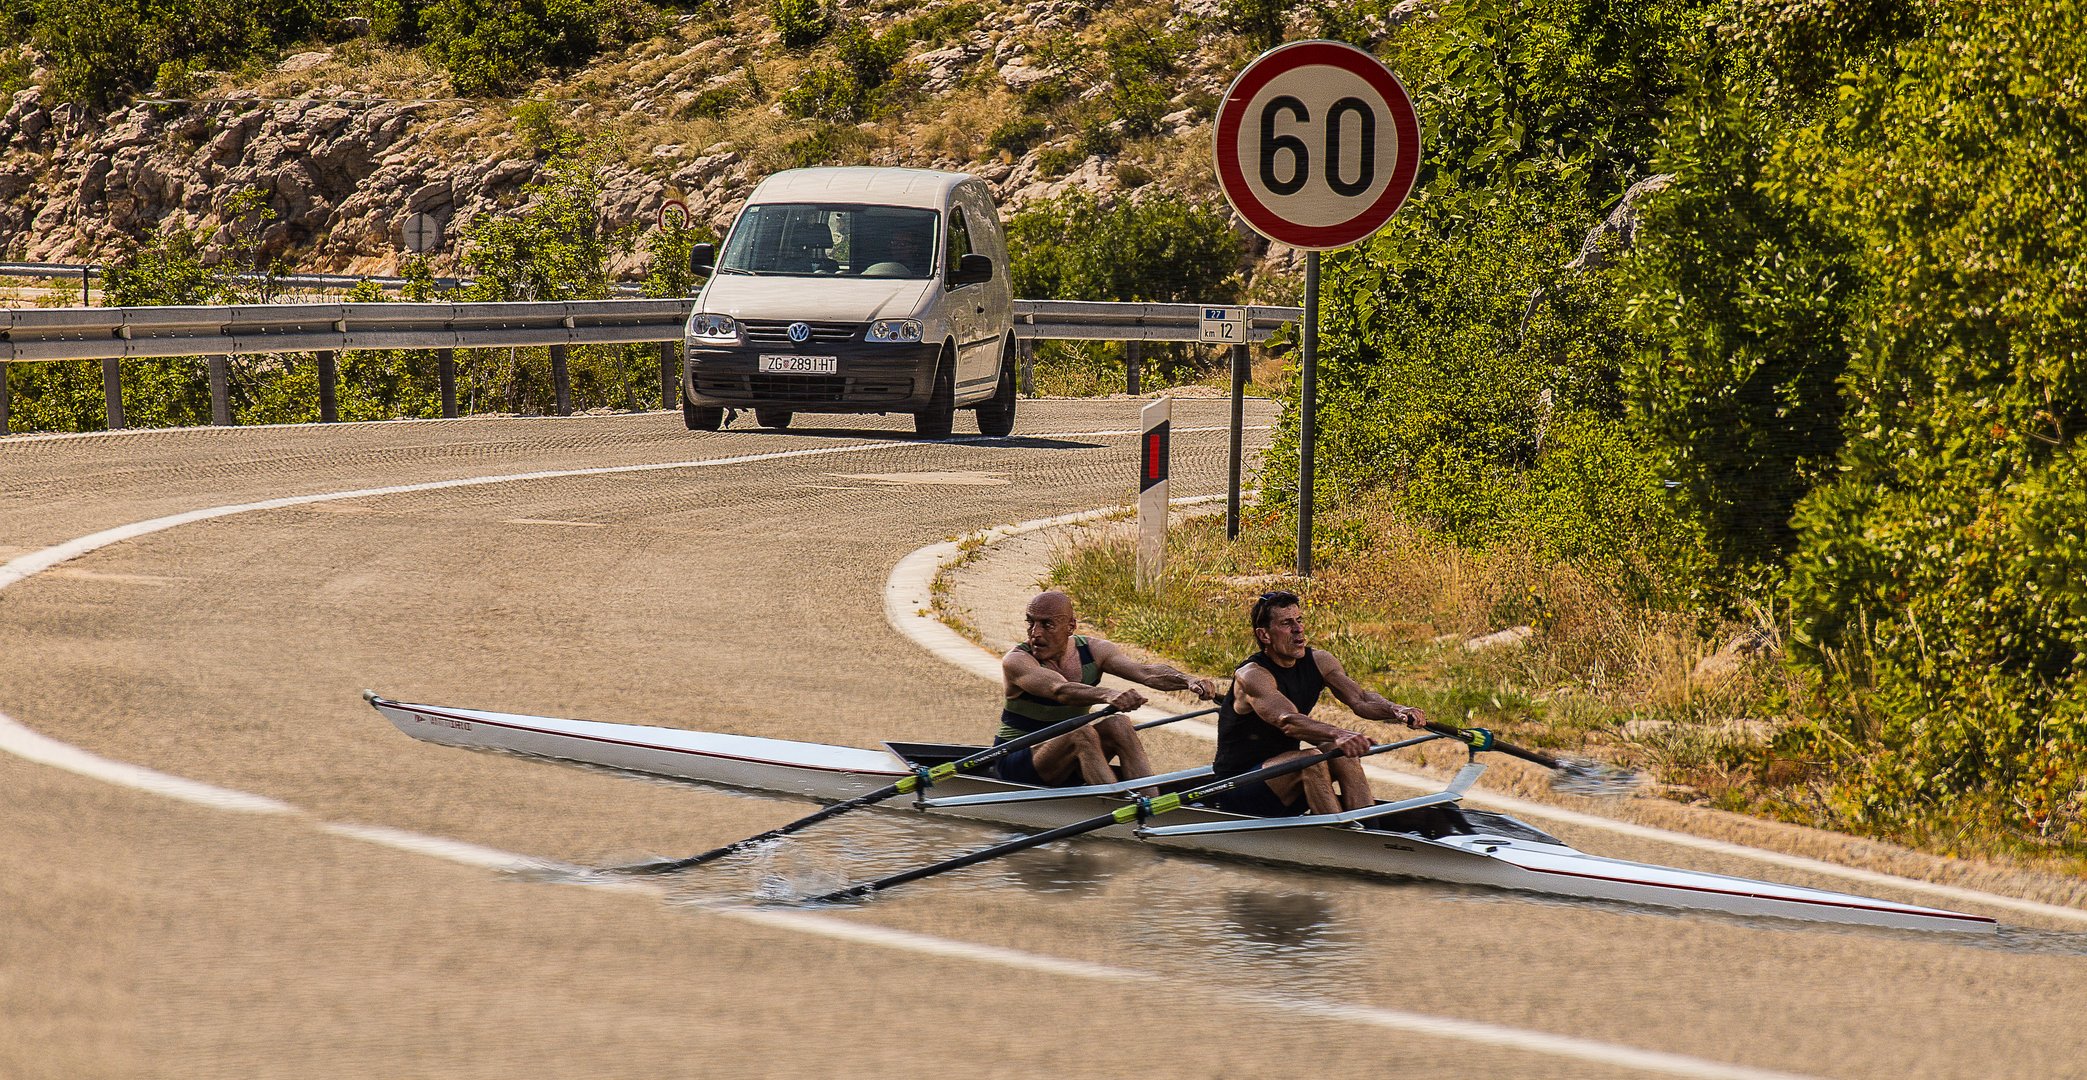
left=1090, top=638, right=1219, bottom=699
left=1234, top=664, right=1369, bottom=755
left=1316, top=652, right=1428, bottom=729
left=1004, top=648, right=1143, bottom=711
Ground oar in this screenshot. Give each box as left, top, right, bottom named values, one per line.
left=1422, top=721, right=1639, bottom=795
left=602, top=704, right=1214, bottom=876
left=808, top=732, right=1444, bottom=903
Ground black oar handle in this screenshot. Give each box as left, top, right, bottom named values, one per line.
left=809, top=732, right=1443, bottom=903
left=604, top=706, right=1124, bottom=876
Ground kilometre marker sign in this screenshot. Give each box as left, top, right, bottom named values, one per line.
left=1214, top=40, right=1421, bottom=251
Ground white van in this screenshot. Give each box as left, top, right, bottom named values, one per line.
left=681, top=167, right=1017, bottom=438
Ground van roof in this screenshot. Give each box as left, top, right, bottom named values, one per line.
left=747, top=167, right=975, bottom=209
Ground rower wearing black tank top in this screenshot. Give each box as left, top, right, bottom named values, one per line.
left=1210, top=590, right=1431, bottom=817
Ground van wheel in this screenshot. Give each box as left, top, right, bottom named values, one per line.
left=755, top=408, right=793, bottom=430
left=914, top=348, right=956, bottom=439
left=975, top=343, right=1017, bottom=438
left=682, top=390, right=723, bottom=431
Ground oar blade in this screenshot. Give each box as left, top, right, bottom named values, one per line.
left=1549, top=757, right=1641, bottom=797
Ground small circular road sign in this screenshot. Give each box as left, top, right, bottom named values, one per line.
left=401, top=211, right=443, bottom=254
left=1214, top=40, right=1422, bottom=251
left=657, top=198, right=690, bottom=231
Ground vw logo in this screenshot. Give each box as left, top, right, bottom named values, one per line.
left=787, top=321, right=812, bottom=343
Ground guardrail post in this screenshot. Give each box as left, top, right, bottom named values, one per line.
left=317, top=350, right=339, bottom=423
left=209, top=355, right=231, bottom=426
left=1018, top=340, right=1033, bottom=398
left=550, top=344, right=571, bottom=416
left=1228, top=342, right=1247, bottom=540
left=1125, top=341, right=1142, bottom=395
left=0, top=363, right=10, bottom=436
left=103, top=358, right=124, bottom=430
left=438, top=349, right=457, bottom=418
left=657, top=340, right=676, bottom=410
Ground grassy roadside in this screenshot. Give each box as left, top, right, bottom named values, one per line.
left=1048, top=503, right=2087, bottom=876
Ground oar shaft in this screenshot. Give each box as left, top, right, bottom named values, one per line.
left=1134, top=704, right=1217, bottom=730
left=811, top=732, right=1441, bottom=903
left=607, top=705, right=1125, bottom=875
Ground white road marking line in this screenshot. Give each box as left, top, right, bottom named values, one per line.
left=884, top=507, right=2087, bottom=928
left=0, top=418, right=1830, bottom=1077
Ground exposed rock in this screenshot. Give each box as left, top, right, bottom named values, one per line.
left=915, top=44, right=982, bottom=94
left=1567, top=173, right=1675, bottom=273
left=279, top=51, right=333, bottom=74
left=1463, top=625, right=1535, bottom=652
left=998, top=60, right=1056, bottom=92
left=1691, top=627, right=1778, bottom=684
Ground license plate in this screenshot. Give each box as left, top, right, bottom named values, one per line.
left=758, top=354, right=838, bottom=375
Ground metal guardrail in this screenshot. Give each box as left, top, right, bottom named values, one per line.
left=0, top=299, right=1299, bottom=363
left=0, top=297, right=1299, bottom=435
left=0, top=299, right=694, bottom=363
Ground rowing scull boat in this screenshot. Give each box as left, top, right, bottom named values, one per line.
left=367, top=694, right=1996, bottom=933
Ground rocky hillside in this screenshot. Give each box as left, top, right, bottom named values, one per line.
left=0, top=0, right=1321, bottom=282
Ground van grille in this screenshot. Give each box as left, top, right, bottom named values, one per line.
left=741, top=320, right=864, bottom=345
left=695, top=373, right=915, bottom=404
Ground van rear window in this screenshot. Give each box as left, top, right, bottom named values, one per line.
left=718, top=204, right=941, bottom=279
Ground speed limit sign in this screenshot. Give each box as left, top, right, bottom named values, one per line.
left=1214, top=40, right=1421, bottom=250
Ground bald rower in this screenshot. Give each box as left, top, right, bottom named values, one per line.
left=993, top=590, right=1219, bottom=788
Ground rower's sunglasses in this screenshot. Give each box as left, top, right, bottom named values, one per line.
left=1252, top=590, right=1301, bottom=629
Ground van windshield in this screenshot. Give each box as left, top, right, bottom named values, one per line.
left=717, top=204, right=940, bottom=279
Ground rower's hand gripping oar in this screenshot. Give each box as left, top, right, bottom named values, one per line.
left=1423, top=721, right=1639, bottom=796
left=600, top=704, right=1216, bottom=876
left=808, top=731, right=1445, bottom=904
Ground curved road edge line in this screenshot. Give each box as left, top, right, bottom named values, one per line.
left=882, top=505, right=2087, bottom=927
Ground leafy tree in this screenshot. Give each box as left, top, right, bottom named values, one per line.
left=1773, top=0, right=2087, bottom=834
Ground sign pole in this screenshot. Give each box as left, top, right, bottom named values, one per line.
left=1297, top=252, right=1319, bottom=577
left=1227, top=340, right=1247, bottom=540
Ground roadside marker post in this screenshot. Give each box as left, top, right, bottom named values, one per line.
left=1214, top=40, right=1422, bottom=575
left=1137, top=396, right=1171, bottom=591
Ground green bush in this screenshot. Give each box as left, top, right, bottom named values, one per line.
left=768, top=0, right=828, bottom=49
left=1008, top=190, right=1241, bottom=306
left=421, top=0, right=653, bottom=97
left=986, top=116, right=1047, bottom=157
left=778, top=22, right=900, bottom=122
left=22, top=0, right=338, bottom=107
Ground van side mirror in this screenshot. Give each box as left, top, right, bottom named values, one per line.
left=952, top=252, right=993, bottom=287
left=689, top=242, right=715, bottom=276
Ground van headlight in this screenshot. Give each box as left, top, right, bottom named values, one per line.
left=689, top=313, right=740, bottom=343
left=866, top=319, right=923, bottom=343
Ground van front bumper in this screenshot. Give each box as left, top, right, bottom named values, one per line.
left=684, top=342, right=943, bottom=412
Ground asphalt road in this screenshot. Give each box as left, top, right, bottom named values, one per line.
left=3, top=400, right=2083, bottom=1080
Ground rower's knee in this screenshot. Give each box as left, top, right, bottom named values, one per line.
left=1096, top=713, right=1137, bottom=744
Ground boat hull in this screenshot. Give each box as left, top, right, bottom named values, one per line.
left=370, top=697, right=1996, bottom=933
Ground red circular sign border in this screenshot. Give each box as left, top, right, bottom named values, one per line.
left=1213, top=40, right=1422, bottom=251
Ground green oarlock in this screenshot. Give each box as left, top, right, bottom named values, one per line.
left=1147, top=793, right=1182, bottom=815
